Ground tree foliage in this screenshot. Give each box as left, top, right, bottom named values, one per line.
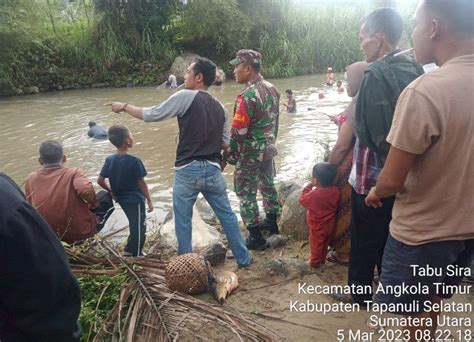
left=93, top=0, right=179, bottom=62
left=0, top=0, right=50, bottom=91
left=0, top=0, right=416, bottom=96
left=177, top=0, right=250, bottom=61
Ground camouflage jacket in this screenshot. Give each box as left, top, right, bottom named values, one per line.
left=227, top=75, right=280, bottom=166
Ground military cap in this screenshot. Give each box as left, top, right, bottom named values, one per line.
left=229, top=49, right=262, bottom=65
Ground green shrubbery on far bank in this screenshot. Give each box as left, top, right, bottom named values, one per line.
left=0, top=0, right=415, bottom=97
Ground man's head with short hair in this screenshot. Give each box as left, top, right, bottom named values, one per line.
left=194, top=57, right=217, bottom=87
left=412, top=0, right=474, bottom=65
left=108, top=124, right=131, bottom=149
left=425, top=0, right=474, bottom=37
left=312, top=162, right=337, bottom=187
left=88, top=121, right=96, bottom=128
left=184, top=57, right=217, bottom=89
left=285, top=89, right=293, bottom=96
left=39, top=140, right=64, bottom=165
left=336, top=80, right=343, bottom=86
left=359, top=7, right=404, bottom=63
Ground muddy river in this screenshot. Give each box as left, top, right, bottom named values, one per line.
left=0, top=74, right=350, bottom=233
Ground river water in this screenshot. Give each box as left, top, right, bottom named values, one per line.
left=0, top=74, right=350, bottom=233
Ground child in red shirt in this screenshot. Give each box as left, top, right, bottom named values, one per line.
left=299, top=162, right=341, bottom=268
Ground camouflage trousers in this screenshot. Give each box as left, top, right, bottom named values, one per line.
left=234, top=158, right=281, bottom=226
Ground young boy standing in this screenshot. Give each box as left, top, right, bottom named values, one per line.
left=299, top=162, right=341, bottom=268
left=98, top=124, right=153, bottom=257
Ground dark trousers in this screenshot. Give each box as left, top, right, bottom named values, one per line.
left=120, top=202, right=146, bottom=256
left=348, top=188, right=394, bottom=304
left=90, top=190, right=114, bottom=232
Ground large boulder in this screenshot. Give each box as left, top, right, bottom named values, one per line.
left=170, top=53, right=200, bottom=81
left=25, top=86, right=40, bottom=95
left=279, top=189, right=308, bottom=241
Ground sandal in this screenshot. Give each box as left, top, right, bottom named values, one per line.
left=326, top=251, right=349, bottom=266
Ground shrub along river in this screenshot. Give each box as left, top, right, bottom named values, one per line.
left=0, top=73, right=350, bottom=235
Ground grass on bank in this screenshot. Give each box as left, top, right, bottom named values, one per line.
left=0, top=0, right=416, bottom=96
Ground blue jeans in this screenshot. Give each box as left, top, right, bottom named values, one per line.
left=173, top=160, right=250, bottom=266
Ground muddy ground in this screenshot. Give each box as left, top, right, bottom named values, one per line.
left=165, top=237, right=474, bottom=342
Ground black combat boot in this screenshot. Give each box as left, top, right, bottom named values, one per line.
left=260, top=213, right=279, bottom=236
left=245, top=224, right=267, bottom=250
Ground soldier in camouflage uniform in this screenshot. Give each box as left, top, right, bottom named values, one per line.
left=225, top=49, right=281, bottom=250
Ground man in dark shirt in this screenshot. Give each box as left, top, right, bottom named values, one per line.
left=335, top=8, right=423, bottom=305
left=105, top=57, right=251, bottom=267
left=0, top=172, right=82, bottom=342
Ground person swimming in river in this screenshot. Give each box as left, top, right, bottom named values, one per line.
left=325, top=67, right=335, bottom=86
left=283, top=89, right=296, bottom=113
left=213, top=72, right=223, bottom=86
left=87, top=121, right=108, bottom=139
left=336, top=80, right=346, bottom=93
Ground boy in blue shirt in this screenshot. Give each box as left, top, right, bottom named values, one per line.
left=98, top=124, right=153, bottom=256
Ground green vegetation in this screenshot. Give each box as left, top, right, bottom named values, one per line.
left=0, top=0, right=415, bottom=97
left=78, top=273, right=128, bottom=341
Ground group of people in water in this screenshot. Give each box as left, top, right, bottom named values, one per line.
left=1, top=0, right=473, bottom=340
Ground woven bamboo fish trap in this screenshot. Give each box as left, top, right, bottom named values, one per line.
left=165, top=253, right=213, bottom=294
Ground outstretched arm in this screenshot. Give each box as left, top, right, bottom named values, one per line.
left=106, top=90, right=198, bottom=123
left=107, top=102, right=144, bottom=120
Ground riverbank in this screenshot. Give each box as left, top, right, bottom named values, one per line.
left=1, top=1, right=378, bottom=99
left=0, top=59, right=171, bottom=98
